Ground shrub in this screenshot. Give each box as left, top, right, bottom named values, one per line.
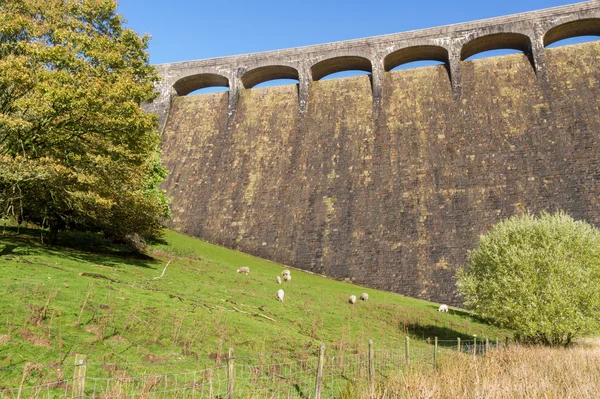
left=456, top=211, right=600, bottom=346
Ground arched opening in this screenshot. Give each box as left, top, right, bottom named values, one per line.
left=241, top=65, right=300, bottom=89
left=545, top=36, right=600, bottom=48
left=384, top=45, right=449, bottom=71
left=461, top=33, right=532, bottom=61
left=253, top=79, right=299, bottom=89
left=311, top=56, right=372, bottom=81
left=389, top=60, right=446, bottom=71
left=172, top=73, right=229, bottom=96
left=186, top=87, right=230, bottom=95
left=544, top=19, right=600, bottom=48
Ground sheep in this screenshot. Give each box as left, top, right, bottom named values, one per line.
left=283, top=273, right=291, bottom=282
left=281, top=269, right=291, bottom=277
left=360, top=293, right=369, bottom=301
left=438, top=304, right=449, bottom=313
left=276, top=276, right=282, bottom=284
left=348, top=295, right=357, bottom=304
left=236, top=266, right=250, bottom=275
left=277, top=289, right=284, bottom=302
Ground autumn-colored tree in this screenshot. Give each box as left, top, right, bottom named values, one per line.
left=0, top=0, right=170, bottom=242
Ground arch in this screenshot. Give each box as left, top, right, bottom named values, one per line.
left=172, top=73, right=229, bottom=96
left=543, top=18, right=600, bottom=47
left=384, top=45, right=449, bottom=72
left=461, top=33, right=532, bottom=61
left=310, top=56, right=372, bottom=81
left=241, top=65, right=299, bottom=89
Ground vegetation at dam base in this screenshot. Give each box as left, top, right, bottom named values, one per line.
left=457, top=211, right=600, bottom=347
left=0, top=0, right=169, bottom=244
left=0, top=224, right=508, bottom=392
left=356, top=343, right=600, bottom=399
left=1, top=223, right=599, bottom=397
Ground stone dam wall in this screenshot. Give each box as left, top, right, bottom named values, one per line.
left=160, top=42, right=600, bottom=304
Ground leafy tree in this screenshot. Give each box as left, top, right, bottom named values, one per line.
left=0, top=0, right=170, bottom=242
left=457, top=211, right=600, bottom=346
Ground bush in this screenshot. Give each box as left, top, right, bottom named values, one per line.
left=456, top=211, right=600, bottom=346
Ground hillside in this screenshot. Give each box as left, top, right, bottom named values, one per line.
left=0, top=226, right=509, bottom=389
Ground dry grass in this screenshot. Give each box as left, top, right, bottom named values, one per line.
left=370, top=344, right=600, bottom=399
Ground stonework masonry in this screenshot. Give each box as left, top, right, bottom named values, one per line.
left=155, top=1, right=600, bottom=304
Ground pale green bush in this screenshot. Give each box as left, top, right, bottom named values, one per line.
left=457, top=211, right=600, bottom=346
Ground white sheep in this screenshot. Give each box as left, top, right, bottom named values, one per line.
left=438, top=304, right=449, bottom=313
left=276, top=276, right=282, bottom=284
left=237, top=266, right=250, bottom=275
left=283, top=274, right=291, bottom=282
left=348, top=295, right=357, bottom=304
left=360, top=293, right=369, bottom=301
left=277, top=289, right=284, bottom=302
left=281, top=269, right=291, bottom=277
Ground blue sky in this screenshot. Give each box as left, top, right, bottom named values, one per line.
left=117, top=0, right=592, bottom=65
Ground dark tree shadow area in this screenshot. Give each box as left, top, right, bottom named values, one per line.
left=405, top=322, right=496, bottom=345
left=426, top=304, right=488, bottom=323
left=0, top=225, right=158, bottom=269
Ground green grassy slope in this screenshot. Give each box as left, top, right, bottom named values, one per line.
left=0, top=227, right=509, bottom=386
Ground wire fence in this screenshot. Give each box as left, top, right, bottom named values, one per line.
left=0, top=336, right=501, bottom=399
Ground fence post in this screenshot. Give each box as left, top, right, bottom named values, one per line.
left=473, top=335, right=477, bottom=359
left=314, top=343, right=325, bottom=399
left=404, top=336, right=410, bottom=371
left=457, top=337, right=461, bottom=353
left=433, top=337, right=438, bottom=369
left=71, top=354, right=87, bottom=399
left=368, top=340, right=375, bottom=398
left=495, top=337, right=499, bottom=349
left=485, top=337, right=490, bottom=354
left=227, top=348, right=235, bottom=399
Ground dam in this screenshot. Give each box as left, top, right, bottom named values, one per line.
left=152, top=1, right=600, bottom=303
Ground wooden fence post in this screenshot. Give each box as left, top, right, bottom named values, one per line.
left=314, top=343, right=325, bottom=399
left=457, top=337, right=461, bottom=353
left=485, top=337, right=490, bottom=354
left=495, top=337, right=499, bottom=349
left=473, top=335, right=477, bottom=359
left=368, top=340, right=375, bottom=398
left=227, top=348, right=235, bottom=399
left=433, top=337, right=438, bottom=369
left=71, top=354, right=87, bottom=399
left=405, top=336, right=410, bottom=371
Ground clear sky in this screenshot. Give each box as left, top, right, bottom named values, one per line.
left=116, top=0, right=591, bottom=65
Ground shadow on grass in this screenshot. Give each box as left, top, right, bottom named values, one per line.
left=426, top=304, right=488, bottom=324
left=406, top=322, right=502, bottom=345
left=0, top=226, right=158, bottom=268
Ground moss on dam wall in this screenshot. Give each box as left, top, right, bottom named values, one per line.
left=160, top=42, right=600, bottom=304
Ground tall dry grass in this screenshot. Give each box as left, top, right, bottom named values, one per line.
left=368, top=343, right=600, bottom=399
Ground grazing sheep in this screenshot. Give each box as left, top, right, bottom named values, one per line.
left=360, top=293, right=369, bottom=301
left=276, top=276, right=282, bottom=284
left=348, top=295, right=357, bottom=304
left=438, top=304, right=449, bottom=313
left=237, top=266, right=250, bottom=275
left=277, top=289, right=284, bottom=302
left=283, top=274, right=291, bottom=282
left=281, top=270, right=291, bottom=277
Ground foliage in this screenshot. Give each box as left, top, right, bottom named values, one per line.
left=0, top=0, right=169, bottom=242
left=457, top=211, right=600, bottom=346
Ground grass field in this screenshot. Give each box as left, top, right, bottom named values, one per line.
left=0, top=225, right=509, bottom=392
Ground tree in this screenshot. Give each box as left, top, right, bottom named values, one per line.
left=0, top=0, right=170, bottom=242
left=456, top=211, right=600, bottom=346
